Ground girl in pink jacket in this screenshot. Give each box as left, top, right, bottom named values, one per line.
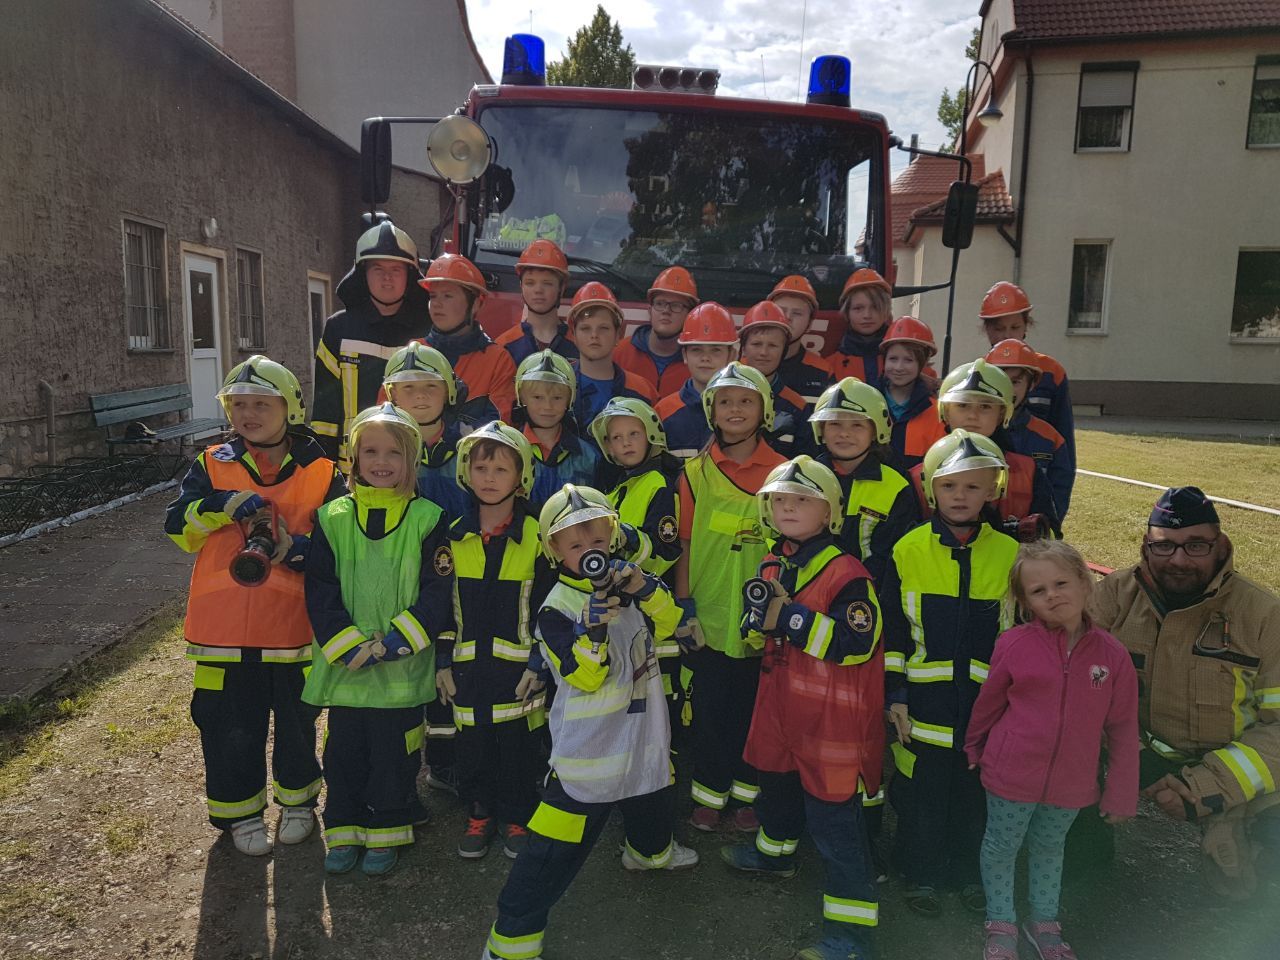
left=965, top=540, right=1138, bottom=960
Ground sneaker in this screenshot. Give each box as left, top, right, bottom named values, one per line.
left=960, top=883, right=988, bottom=914
left=730, top=806, right=760, bottom=833
left=458, top=816, right=496, bottom=859
left=871, top=845, right=889, bottom=884
left=622, top=839, right=700, bottom=871
left=324, top=845, right=360, bottom=875
left=1022, top=920, right=1078, bottom=960
left=903, top=884, right=941, bottom=917
left=792, top=936, right=876, bottom=960
left=503, top=823, right=530, bottom=860
left=230, top=817, right=273, bottom=857
left=718, top=842, right=797, bottom=879
left=425, top=764, right=459, bottom=795
left=277, top=807, right=315, bottom=845
left=983, top=920, right=1019, bottom=960
left=362, top=846, right=399, bottom=876
left=689, top=805, right=721, bottom=832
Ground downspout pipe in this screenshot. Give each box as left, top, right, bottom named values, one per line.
left=1013, top=51, right=1034, bottom=282
left=37, top=379, right=56, bottom=466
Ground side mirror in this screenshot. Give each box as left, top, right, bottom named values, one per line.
left=360, top=120, right=393, bottom=205
left=941, top=181, right=979, bottom=250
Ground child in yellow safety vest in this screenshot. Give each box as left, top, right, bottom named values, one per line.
left=302, top=403, right=455, bottom=877
left=674, top=362, right=787, bottom=832
left=165, top=356, right=345, bottom=858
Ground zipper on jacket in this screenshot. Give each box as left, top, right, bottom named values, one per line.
left=1040, top=635, right=1074, bottom=803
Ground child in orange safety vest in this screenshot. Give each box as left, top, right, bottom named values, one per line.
left=165, top=356, right=345, bottom=857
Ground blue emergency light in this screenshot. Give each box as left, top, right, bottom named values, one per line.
left=806, top=55, right=851, bottom=107
left=503, top=34, right=546, bottom=86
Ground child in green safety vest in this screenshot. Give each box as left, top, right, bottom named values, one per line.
left=302, top=403, right=455, bottom=878
left=674, top=362, right=787, bottom=833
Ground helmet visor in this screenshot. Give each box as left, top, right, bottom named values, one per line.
left=218, top=382, right=281, bottom=400
left=546, top=504, right=616, bottom=540
left=384, top=369, right=447, bottom=384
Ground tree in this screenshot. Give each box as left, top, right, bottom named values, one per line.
left=937, top=27, right=982, bottom=148
left=546, top=6, right=636, bottom=89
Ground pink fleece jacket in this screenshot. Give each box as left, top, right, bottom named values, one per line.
left=964, top=620, right=1140, bottom=816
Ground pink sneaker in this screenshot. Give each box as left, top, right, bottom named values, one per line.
left=983, top=920, right=1019, bottom=960
left=1022, top=920, right=1078, bottom=960
left=729, top=806, right=759, bottom=833
left=689, top=805, right=721, bottom=832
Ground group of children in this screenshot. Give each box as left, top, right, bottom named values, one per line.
left=167, top=245, right=1138, bottom=960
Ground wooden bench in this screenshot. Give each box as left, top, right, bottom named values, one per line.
left=90, top=384, right=224, bottom=451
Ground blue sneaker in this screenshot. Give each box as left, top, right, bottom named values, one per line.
left=792, top=935, right=876, bottom=960
left=362, top=847, right=399, bottom=876
left=718, top=842, right=797, bottom=879
left=324, top=846, right=360, bottom=875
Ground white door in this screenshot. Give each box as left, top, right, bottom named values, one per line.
left=183, top=254, right=223, bottom=423
left=308, top=275, right=330, bottom=351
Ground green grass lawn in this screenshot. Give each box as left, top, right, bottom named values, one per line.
left=1070, top=432, right=1280, bottom=592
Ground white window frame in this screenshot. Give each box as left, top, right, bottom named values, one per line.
left=1075, top=63, right=1138, bottom=153
left=1229, top=248, right=1280, bottom=342
left=122, top=216, right=171, bottom=351
left=235, top=246, right=265, bottom=350
left=1067, top=240, right=1111, bottom=336
left=1247, top=57, right=1280, bottom=149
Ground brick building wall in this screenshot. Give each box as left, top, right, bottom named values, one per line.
left=0, top=0, right=442, bottom=476
left=222, top=0, right=298, bottom=99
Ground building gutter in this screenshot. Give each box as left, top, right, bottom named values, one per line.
left=1012, top=51, right=1033, bottom=283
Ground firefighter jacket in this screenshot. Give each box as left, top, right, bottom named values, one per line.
left=440, top=501, right=556, bottom=727
left=313, top=299, right=431, bottom=469
left=525, top=424, right=602, bottom=510
left=816, top=451, right=920, bottom=585
left=656, top=379, right=711, bottom=459
left=1007, top=406, right=1073, bottom=522
left=495, top=319, right=578, bottom=366
left=884, top=379, right=946, bottom=470
left=778, top=348, right=834, bottom=409
left=1092, top=556, right=1280, bottom=815
left=415, top=421, right=469, bottom=523
left=764, top=373, right=811, bottom=458
left=536, top=569, right=679, bottom=803
left=605, top=454, right=683, bottom=578
left=421, top=325, right=517, bottom=426
left=881, top=518, right=1019, bottom=753
left=302, top=487, right=453, bottom=709
left=166, top=434, right=345, bottom=658
left=614, top=324, right=689, bottom=398
left=574, top=365, right=657, bottom=431
left=827, top=329, right=884, bottom=386
left=743, top=534, right=885, bottom=802
left=1025, top=349, right=1075, bottom=476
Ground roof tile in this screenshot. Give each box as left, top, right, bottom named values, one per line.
left=1008, top=0, right=1280, bottom=42
left=889, top=155, right=985, bottom=244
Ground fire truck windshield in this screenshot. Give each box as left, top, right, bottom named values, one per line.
left=471, top=103, right=883, bottom=306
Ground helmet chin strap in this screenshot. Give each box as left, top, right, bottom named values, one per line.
left=370, top=292, right=405, bottom=308
left=475, top=488, right=517, bottom=508
left=246, top=431, right=289, bottom=449
left=713, top=426, right=756, bottom=451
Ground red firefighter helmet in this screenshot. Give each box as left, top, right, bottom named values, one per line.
left=515, top=239, right=569, bottom=279
left=767, top=275, right=818, bottom=311
left=419, top=253, right=487, bottom=299
left=568, top=281, right=623, bottom=325
left=678, top=302, right=737, bottom=346
left=985, top=338, right=1042, bottom=377
left=738, top=301, right=791, bottom=342
left=648, top=266, right=699, bottom=304
left=839, top=268, right=892, bottom=306
left=979, top=281, right=1033, bottom=320
left=880, top=316, right=938, bottom=357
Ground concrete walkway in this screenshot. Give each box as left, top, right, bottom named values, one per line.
left=0, top=489, right=192, bottom=702
left=1078, top=414, right=1280, bottom=441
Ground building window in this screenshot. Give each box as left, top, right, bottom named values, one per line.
left=1248, top=57, right=1280, bottom=147
left=123, top=219, right=169, bottom=349
left=236, top=248, right=265, bottom=349
left=1076, top=63, right=1137, bottom=152
left=1231, top=250, right=1280, bottom=340
left=308, top=274, right=331, bottom=350
left=1068, top=241, right=1110, bottom=332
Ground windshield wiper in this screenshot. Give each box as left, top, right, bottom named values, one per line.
left=479, top=246, right=649, bottom=300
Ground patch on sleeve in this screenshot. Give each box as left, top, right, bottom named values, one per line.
left=657, top=515, right=678, bottom=543
left=432, top=545, right=455, bottom=577
left=210, top=443, right=238, bottom=462
left=846, top=601, right=874, bottom=634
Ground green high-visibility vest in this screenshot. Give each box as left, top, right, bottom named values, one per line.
left=303, top=493, right=443, bottom=709
left=609, top=468, right=678, bottom=577
left=684, top=454, right=769, bottom=659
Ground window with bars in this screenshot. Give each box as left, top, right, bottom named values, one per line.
left=123, top=219, right=169, bottom=349
left=1068, top=241, right=1110, bottom=332
left=1248, top=57, right=1280, bottom=147
left=1076, top=63, right=1137, bottom=152
left=236, top=248, right=265, bottom=349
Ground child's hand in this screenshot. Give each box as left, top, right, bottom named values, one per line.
left=1101, top=811, right=1133, bottom=826
left=581, top=592, right=622, bottom=631
left=223, top=490, right=266, bottom=521
left=436, top=667, right=456, bottom=705
left=609, top=560, right=655, bottom=599
left=887, top=703, right=912, bottom=745
left=515, top=669, right=544, bottom=702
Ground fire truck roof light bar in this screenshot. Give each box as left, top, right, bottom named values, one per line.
left=807, top=55, right=851, bottom=107
left=503, top=34, right=546, bottom=86
left=633, top=64, right=720, bottom=95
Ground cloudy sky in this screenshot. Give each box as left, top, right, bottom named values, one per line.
left=464, top=0, right=982, bottom=159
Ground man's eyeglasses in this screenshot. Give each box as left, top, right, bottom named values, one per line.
left=1145, top=537, right=1219, bottom=558
left=651, top=299, right=690, bottom=314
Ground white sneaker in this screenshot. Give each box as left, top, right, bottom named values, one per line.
left=231, top=816, right=273, bottom=856
left=277, top=807, right=315, bottom=845
left=621, top=839, right=700, bottom=871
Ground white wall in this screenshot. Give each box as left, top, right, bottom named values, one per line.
left=162, top=0, right=223, bottom=42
